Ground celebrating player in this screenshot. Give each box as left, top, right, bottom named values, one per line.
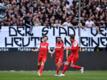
left=32, top=36, right=52, bottom=76
left=52, top=37, right=64, bottom=76
left=60, top=35, right=84, bottom=76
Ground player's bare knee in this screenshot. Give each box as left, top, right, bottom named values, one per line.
left=41, top=62, right=45, bottom=66
left=38, top=63, right=40, bottom=66
left=70, top=63, right=75, bottom=67
left=58, top=61, right=61, bottom=65
left=64, top=61, right=69, bottom=65
left=57, top=62, right=61, bottom=67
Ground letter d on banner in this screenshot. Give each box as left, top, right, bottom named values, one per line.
left=9, top=27, right=17, bottom=36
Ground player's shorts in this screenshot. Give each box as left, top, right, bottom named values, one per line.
left=55, top=55, right=63, bottom=64
left=38, top=55, right=47, bottom=63
left=67, top=54, right=79, bottom=64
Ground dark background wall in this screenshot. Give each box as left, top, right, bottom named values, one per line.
left=0, top=51, right=107, bottom=70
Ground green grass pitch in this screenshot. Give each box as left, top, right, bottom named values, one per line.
left=0, top=71, right=107, bottom=80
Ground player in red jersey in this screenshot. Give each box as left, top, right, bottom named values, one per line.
left=32, top=36, right=52, bottom=76
left=60, top=35, right=84, bottom=76
left=52, top=37, right=64, bottom=76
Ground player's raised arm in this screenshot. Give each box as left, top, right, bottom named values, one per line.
left=64, top=45, right=71, bottom=59
left=32, top=48, right=39, bottom=52
left=32, top=44, right=40, bottom=52
left=66, top=47, right=69, bottom=59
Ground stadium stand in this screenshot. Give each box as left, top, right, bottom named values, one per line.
left=0, top=0, right=106, bottom=27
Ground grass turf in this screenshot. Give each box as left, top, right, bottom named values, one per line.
left=0, top=71, right=107, bottom=80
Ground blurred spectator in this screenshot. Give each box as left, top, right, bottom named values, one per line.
left=33, top=16, right=41, bottom=26
left=53, top=19, right=62, bottom=27
left=0, top=0, right=106, bottom=28
left=85, top=18, right=95, bottom=28
left=62, top=17, right=73, bottom=26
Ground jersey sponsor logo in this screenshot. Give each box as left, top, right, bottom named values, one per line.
left=41, top=46, right=47, bottom=48
left=56, top=46, right=62, bottom=48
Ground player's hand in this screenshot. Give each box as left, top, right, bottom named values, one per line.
left=32, top=48, right=39, bottom=52
left=51, top=54, right=53, bottom=58
left=32, top=49, right=35, bottom=52
left=49, top=48, right=54, bottom=57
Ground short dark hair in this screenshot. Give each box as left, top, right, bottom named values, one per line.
left=43, top=36, right=48, bottom=39
left=56, top=37, right=61, bottom=39
left=70, top=35, right=75, bottom=39
left=56, top=37, right=63, bottom=43
left=42, top=35, right=48, bottom=38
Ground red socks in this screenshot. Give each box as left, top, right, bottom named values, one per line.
left=56, top=67, right=60, bottom=75
left=71, top=65, right=81, bottom=69
left=62, top=64, right=81, bottom=74
left=37, top=65, right=40, bottom=70
left=39, top=65, right=44, bottom=75
left=62, top=65, right=69, bottom=74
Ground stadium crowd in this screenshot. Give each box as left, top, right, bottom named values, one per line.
left=0, top=0, right=107, bottom=28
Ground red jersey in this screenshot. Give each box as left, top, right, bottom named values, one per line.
left=67, top=40, right=80, bottom=64
left=70, top=40, right=79, bottom=57
left=55, top=42, right=64, bottom=57
left=39, top=42, right=49, bottom=56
